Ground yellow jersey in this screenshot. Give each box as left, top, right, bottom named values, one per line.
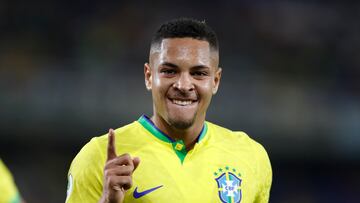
left=66, top=115, right=272, bottom=203
left=0, top=159, right=21, bottom=203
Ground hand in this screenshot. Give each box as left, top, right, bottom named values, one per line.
left=99, top=129, right=140, bottom=203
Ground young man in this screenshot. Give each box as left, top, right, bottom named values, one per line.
left=66, top=18, right=272, bottom=203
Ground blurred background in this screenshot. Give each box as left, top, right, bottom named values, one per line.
left=1, top=0, right=359, bottom=202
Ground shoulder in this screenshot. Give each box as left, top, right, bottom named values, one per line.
left=68, top=136, right=105, bottom=186
left=66, top=136, right=104, bottom=202
left=206, top=121, right=259, bottom=146
left=206, top=121, right=271, bottom=168
left=66, top=121, right=141, bottom=202
left=94, top=121, right=147, bottom=154
left=95, top=121, right=142, bottom=144
left=206, top=121, right=272, bottom=191
left=69, top=120, right=143, bottom=171
left=70, top=120, right=141, bottom=171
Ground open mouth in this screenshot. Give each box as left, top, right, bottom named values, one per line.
left=169, top=98, right=197, bottom=106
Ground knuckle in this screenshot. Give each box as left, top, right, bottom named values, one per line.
left=122, top=153, right=131, bottom=160
left=121, top=167, right=131, bottom=176
left=121, top=176, right=131, bottom=184
left=104, top=161, right=113, bottom=169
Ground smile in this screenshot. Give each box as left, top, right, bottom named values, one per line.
left=172, top=99, right=193, bottom=106
left=168, top=97, right=198, bottom=106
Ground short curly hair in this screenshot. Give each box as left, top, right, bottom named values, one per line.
left=151, top=18, right=219, bottom=51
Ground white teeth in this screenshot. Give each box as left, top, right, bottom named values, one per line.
left=172, top=100, right=193, bottom=106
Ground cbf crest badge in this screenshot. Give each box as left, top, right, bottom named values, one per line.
left=214, top=166, right=242, bottom=203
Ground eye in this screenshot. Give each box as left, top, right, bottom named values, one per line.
left=191, top=71, right=208, bottom=77
left=160, top=69, right=177, bottom=75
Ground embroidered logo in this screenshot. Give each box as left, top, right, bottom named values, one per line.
left=214, top=166, right=242, bottom=203
left=133, top=185, right=163, bottom=198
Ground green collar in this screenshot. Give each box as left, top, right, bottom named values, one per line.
left=138, top=115, right=208, bottom=163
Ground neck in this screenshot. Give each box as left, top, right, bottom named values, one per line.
left=151, top=115, right=205, bottom=151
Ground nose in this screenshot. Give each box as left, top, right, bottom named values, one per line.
left=173, top=72, right=194, bottom=92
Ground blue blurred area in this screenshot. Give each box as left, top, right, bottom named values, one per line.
left=0, top=1, right=359, bottom=202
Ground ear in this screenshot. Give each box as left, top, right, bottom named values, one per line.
left=212, top=67, right=222, bottom=95
left=144, top=63, right=152, bottom=91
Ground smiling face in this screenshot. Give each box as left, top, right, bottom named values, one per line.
left=145, top=38, right=222, bottom=130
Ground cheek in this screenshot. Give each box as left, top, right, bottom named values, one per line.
left=152, top=73, right=161, bottom=87
left=197, top=81, right=214, bottom=101
left=152, top=77, right=171, bottom=99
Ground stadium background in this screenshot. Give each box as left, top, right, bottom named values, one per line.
left=0, top=1, right=359, bottom=202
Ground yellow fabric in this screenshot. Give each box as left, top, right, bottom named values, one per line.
left=0, top=160, right=20, bottom=203
left=66, top=117, right=272, bottom=203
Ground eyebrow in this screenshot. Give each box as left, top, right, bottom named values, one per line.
left=161, top=62, right=178, bottom=68
left=160, top=62, right=210, bottom=70
left=191, top=65, right=210, bottom=70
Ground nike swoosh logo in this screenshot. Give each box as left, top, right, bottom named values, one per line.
left=133, top=185, right=163, bottom=198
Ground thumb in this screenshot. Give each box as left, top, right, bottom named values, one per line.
left=107, top=129, right=117, bottom=161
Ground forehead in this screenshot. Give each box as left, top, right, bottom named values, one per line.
left=160, top=38, right=210, bottom=55
left=150, top=38, right=218, bottom=66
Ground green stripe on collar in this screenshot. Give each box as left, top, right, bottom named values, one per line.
left=138, top=115, right=208, bottom=163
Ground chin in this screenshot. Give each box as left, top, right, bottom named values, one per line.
left=167, top=115, right=196, bottom=130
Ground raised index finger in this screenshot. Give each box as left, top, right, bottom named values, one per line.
left=107, top=128, right=117, bottom=161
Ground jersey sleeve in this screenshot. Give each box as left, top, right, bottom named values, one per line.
left=252, top=142, right=272, bottom=203
left=66, top=138, right=105, bottom=203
